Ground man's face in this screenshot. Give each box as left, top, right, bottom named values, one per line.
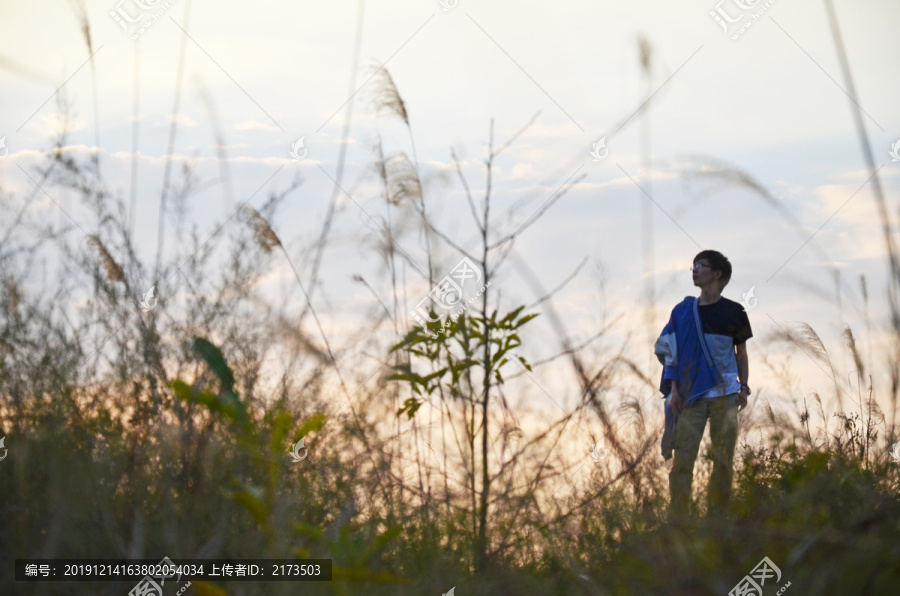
left=691, top=259, right=722, bottom=288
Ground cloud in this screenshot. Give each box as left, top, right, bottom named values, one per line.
left=813, top=181, right=881, bottom=232
left=836, top=166, right=900, bottom=181
left=210, top=142, right=249, bottom=151
left=234, top=120, right=281, bottom=132
left=38, top=113, right=87, bottom=137
left=157, top=113, right=197, bottom=128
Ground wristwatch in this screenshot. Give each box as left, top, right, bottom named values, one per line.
left=740, top=383, right=751, bottom=395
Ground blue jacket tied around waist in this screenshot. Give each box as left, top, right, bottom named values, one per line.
left=654, top=296, right=723, bottom=460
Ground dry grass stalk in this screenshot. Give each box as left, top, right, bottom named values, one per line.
left=66, top=0, right=93, bottom=55
left=87, top=235, right=125, bottom=282
left=242, top=206, right=282, bottom=254
left=369, top=67, right=409, bottom=125
left=7, top=277, right=21, bottom=313
left=384, top=153, right=422, bottom=206
left=843, top=326, right=866, bottom=380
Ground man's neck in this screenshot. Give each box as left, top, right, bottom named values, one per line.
left=698, top=287, right=722, bottom=305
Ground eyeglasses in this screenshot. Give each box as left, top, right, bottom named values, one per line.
left=690, top=263, right=710, bottom=272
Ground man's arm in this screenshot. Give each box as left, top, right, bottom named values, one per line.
left=735, top=342, right=749, bottom=411
left=735, top=342, right=749, bottom=386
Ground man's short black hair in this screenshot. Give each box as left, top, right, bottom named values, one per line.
left=694, top=250, right=732, bottom=290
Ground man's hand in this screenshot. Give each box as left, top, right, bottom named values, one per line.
left=670, top=387, right=683, bottom=413
left=737, top=386, right=750, bottom=412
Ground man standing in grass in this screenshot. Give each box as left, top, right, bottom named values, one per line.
left=654, top=250, right=753, bottom=521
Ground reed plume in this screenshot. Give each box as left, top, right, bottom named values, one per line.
left=242, top=206, right=281, bottom=254
left=369, top=66, right=409, bottom=125
left=87, top=235, right=125, bottom=282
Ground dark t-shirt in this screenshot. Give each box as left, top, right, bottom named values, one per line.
left=698, top=297, right=753, bottom=345
left=696, top=296, right=752, bottom=398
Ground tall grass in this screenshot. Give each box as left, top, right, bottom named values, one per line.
left=1, top=10, right=900, bottom=596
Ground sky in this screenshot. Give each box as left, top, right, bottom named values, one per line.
left=1, top=0, right=899, bottom=446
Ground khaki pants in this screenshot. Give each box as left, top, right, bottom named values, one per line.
left=668, top=393, right=739, bottom=520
